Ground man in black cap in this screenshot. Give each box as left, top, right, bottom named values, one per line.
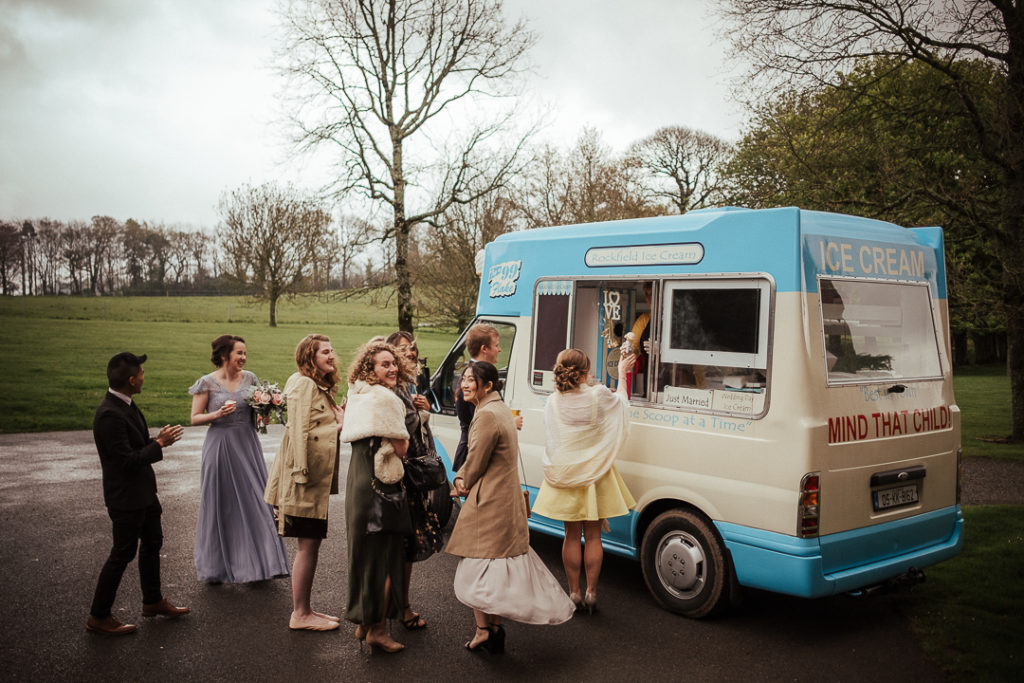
left=86, top=352, right=189, bottom=635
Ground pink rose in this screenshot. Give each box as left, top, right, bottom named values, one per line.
left=271, top=393, right=283, bottom=406
left=258, top=391, right=271, bottom=405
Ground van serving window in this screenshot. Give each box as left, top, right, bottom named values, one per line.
left=531, top=284, right=571, bottom=389
left=819, top=277, right=942, bottom=384
left=654, top=278, right=771, bottom=417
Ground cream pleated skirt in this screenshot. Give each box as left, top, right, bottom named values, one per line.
left=454, top=547, right=576, bottom=625
left=532, top=465, right=636, bottom=522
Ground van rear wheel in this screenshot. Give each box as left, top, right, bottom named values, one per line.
left=640, top=509, right=730, bottom=618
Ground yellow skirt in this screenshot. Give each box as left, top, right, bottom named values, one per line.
left=532, top=466, right=636, bottom=522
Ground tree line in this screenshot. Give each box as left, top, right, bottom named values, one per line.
left=0, top=123, right=729, bottom=318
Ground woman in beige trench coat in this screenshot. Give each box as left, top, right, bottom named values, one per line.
left=264, top=334, right=344, bottom=632
left=447, top=361, right=575, bottom=654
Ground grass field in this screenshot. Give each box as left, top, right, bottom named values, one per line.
left=953, top=363, right=1021, bottom=462
left=896, top=505, right=1024, bottom=680
left=0, top=294, right=459, bottom=433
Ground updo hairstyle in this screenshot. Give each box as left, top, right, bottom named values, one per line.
left=211, top=334, right=245, bottom=367
left=462, top=360, right=503, bottom=394
left=385, top=330, right=420, bottom=377
left=553, top=348, right=590, bottom=393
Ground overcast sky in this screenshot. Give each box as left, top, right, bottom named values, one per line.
left=0, top=0, right=743, bottom=228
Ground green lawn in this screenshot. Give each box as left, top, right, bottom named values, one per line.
left=953, top=363, right=1021, bottom=462
left=896, top=505, right=1024, bottom=681
left=0, top=294, right=458, bottom=433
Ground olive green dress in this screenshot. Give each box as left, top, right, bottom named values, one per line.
left=344, top=437, right=405, bottom=626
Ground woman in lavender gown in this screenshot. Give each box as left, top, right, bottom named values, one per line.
left=189, top=334, right=290, bottom=584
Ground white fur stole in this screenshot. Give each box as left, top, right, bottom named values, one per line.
left=340, top=381, right=409, bottom=484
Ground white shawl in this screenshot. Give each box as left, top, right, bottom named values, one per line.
left=339, top=381, right=408, bottom=443
left=340, top=380, right=409, bottom=484
left=542, top=383, right=630, bottom=488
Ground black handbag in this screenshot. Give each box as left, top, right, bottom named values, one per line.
left=404, top=451, right=447, bottom=491
left=367, top=476, right=413, bottom=535
left=403, top=409, right=448, bottom=492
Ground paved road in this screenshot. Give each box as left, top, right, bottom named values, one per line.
left=3, top=426, right=999, bottom=682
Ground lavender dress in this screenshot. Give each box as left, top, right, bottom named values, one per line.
left=189, top=371, right=289, bottom=583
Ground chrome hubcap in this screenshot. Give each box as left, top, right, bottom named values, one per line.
left=655, top=530, right=706, bottom=599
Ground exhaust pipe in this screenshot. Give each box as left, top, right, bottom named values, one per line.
left=847, top=567, right=926, bottom=598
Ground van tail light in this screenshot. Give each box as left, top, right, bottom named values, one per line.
left=956, top=447, right=963, bottom=504
left=798, top=472, right=820, bottom=538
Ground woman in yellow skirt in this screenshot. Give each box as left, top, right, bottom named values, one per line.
left=532, top=347, right=637, bottom=614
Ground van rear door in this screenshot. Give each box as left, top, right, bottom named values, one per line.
left=814, top=277, right=959, bottom=574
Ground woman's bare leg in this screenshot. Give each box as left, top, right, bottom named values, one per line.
left=289, top=538, right=334, bottom=628
left=562, top=521, right=584, bottom=595
left=582, top=520, right=604, bottom=595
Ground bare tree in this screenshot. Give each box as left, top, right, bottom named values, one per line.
left=218, top=182, right=332, bottom=326
left=626, top=126, right=732, bottom=213
left=278, top=0, right=536, bottom=332
left=60, top=221, right=89, bottom=295
left=184, top=231, right=213, bottom=288
left=517, top=128, right=662, bottom=228
left=0, top=221, right=20, bottom=295
left=720, top=0, right=1024, bottom=441
left=86, top=215, right=120, bottom=294
left=415, top=186, right=518, bottom=328
left=19, top=220, right=34, bottom=295
left=33, top=219, right=62, bottom=294
left=335, top=215, right=378, bottom=290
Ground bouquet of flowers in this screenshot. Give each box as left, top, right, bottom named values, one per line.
left=246, top=380, right=287, bottom=434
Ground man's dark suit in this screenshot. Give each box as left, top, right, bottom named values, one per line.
left=89, top=391, right=165, bottom=618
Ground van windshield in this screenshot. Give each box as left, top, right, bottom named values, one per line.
left=819, top=278, right=942, bottom=384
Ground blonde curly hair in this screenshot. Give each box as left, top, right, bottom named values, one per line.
left=553, top=348, right=590, bottom=393
left=346, top=340, right=415, bottom=387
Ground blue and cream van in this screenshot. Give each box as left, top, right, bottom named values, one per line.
left=426, top=206, right=963, bottom=617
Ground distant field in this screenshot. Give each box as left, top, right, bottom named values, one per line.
left=0, top=294, right=460, bottom=433
left=0, top=291, right=403, bottom=326
left=953, top=363, right=1020, bottom=461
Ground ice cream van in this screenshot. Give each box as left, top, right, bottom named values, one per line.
left=425, top=206, right=963, bottom=617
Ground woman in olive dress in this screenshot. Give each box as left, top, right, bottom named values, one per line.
left=339, top=340, right=411, bottom=653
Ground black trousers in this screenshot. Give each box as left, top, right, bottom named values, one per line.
left=90, top=501, right=163, bottom=618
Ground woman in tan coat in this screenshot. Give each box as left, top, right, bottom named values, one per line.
left=448, top=361, right=575, bottom=654
left=264, top=334, right=344, bottom=632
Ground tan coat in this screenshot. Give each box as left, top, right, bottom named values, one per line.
left=446, top=391, right=529, bottom=559
left=264, top=372, right=339, bottom=530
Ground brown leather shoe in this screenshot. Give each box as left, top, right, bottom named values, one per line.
left=86, top=615, right=137, bottom=636
left=142, top=597, right=190, bottom=618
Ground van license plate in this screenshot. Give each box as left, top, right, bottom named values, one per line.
left=873, top=484, right=919, bottom=511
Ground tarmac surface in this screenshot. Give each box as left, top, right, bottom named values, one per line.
left=1, top=425, right=1019, bottom=682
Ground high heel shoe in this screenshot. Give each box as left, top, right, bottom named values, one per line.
left=486, top=624, right=506, bottom=654
left=569, top=592, right=583, bottom=611
left=365, top=626, right=405, bottom=654
left=583, top=591, right=598, bottom=615
left=465, top=625, right=491, bottom=653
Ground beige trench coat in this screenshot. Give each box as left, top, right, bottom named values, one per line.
left=446, top=391, right=529, bottom=559
left=264, top=372, right=339, bottom=531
